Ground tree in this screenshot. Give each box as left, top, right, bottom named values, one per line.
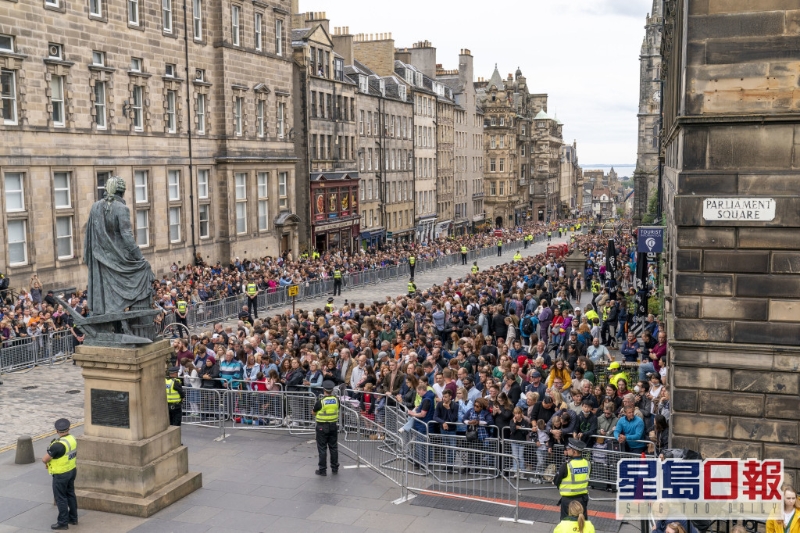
left=641, top=191, right=658, bottom=224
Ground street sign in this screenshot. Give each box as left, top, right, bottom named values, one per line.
left=287, top=285, right=299, bottom=297
left=637, top=226, right=663, bottom=253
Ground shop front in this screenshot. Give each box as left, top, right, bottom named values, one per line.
left=434, top=219, right=452, bottom=239
left=311, top=172, right=360, bottom=254
left=416, top=215, right=436, bottom=243
left=359, top=229, right=385, bottom=250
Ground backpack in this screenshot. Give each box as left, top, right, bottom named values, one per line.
left=469, top=304, right=480, bottom=318
left=521, top=317, right=535, bottom=336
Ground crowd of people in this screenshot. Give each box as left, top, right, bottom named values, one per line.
left=168, top=219, right=670, bottom=481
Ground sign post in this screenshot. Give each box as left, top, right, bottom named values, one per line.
left=287, top=284, right=299, bottom=315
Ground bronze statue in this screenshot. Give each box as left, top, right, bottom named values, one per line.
left=57, top=176, right=159, bottom=346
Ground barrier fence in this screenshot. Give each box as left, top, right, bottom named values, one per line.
left=0, top=329, right=75, bottom=373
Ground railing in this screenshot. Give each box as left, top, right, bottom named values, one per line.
left=0, top=329, right=75, bottom=373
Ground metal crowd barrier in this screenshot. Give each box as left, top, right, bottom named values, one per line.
left=0, top=329, right=76, bottom=373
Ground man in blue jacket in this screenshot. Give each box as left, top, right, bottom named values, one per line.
left=614, top=405, right=646, bottom=453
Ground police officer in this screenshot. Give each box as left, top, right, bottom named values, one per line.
left=513, top=251, right=522, bottom=262
left=325, top=297, right=335, bottom=314
left=313, top=380, right=340, bottom=476
left=554, top=438, right=590, bottom=520
left=460, top=245, right=468, bottom=265
left=332, top=266, right=343, bottom=296
left=42, top=418, right=78, bottom=530
left=246, top=280, right=259, bottom=319
left=548, top=230, right=552, bottom=242
left=497, top=239, right=503, bottom=257
left=166, top=366, right=184, bottom=426
left=408, top=253, right=416, bottom=278
left=175, top=296, right=188, bottom=338
left=471, top=262, right=479, bottom=274
left=408, top=278, right=417, bottom=296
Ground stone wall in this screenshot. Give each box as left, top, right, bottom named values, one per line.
left=663, top=1, right=800, bottom=485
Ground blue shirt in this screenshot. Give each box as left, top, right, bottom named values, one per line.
left=219, top=359, right=243, bottom=385
left=614, top=414, right=646, bottom=449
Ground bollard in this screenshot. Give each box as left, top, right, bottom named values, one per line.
left=15, top=435, right=36, bottom=464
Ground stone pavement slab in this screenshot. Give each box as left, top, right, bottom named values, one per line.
left=0, top=424, right=634, bottom=533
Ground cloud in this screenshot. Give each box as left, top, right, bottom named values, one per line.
left=584, top=0, right=652, bottom=18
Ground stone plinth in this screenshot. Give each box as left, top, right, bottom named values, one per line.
left=73, top=340, right=201, bottom=517
left=564, top=249, right=586, bottom=280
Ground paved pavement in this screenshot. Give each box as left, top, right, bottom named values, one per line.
left=0, top=424, right=638, bottom=533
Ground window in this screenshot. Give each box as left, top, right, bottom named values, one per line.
left=5, top=173, right=24, bottom=212
left=134, top=170, right=148, bottom=203
left=234, top=96, right=243, bottom=135
left=277, top=101, right=285, bottom=138
left=7, top=220, right=27, bottom=265
left=135, top=210, right=149, bottom=246
left=490, top=136, right=496, bottom=149
left=169, top=207, right=181, bottom=242
left=130, top=57, right=142, bottom=72
left=128, top=0, right=139, bottom=25
left=367, top=180, right=372, bottom=200
left=165, top=64, right=176, bottom=78
left=359, top=110, right=364, bottom=135
left=499, top=159, right=505, bottom=172
left=56, top=216, right=73, bottom=259
left=490, top=158, right=496, bottom=172
left=257, top=172, right=268, bottom=231
left=231, top=5, right=241, bottom=46
left=45, top=0, right=59, bottom=6
left=278, top=172, right=287, bottom=208
left=334, top=58, right=343, bottom=81
left=196, top=93, right=206, bottom=134
left=0, top=35, right=13, bottom=52
left=165, top=90, right=177, bottom=133
left=90, top=0, right=101, bottom=16
left=1, top=70, right=17, bottom=125
left=96, top=171, right=110, bottom=200
left=54, top=172, right=71, bottom=208
left=235, top=173, right=247, bottom=234
left=193, top=0, right=203, bottom=40
left=50, top=75, right=65, bottom=127
left=168, top=169, right=180, bottom=201
left=499, top=181, right=505, bottom=195
left=499, top=135, right=505, bottom=149
left=198, top=204, right=210, bottom=238
left=254, top=13, right=262, bottom=51
left=197, top=169, right=209, bottom=198
left=92, top=51, right=105, bottom=66
left=521, top=144, right=526, bottom=156
left=162, top=0, right=172, bottom=32
left=132, top=85, right=143, bottom=131
left=275, top=19, right=283, bottom=56
left=490, top=181, right=496, bottom=196
left=48, top=43, right=63, bottom=60
left=93, top=81, right=106, bottom=129
left=257, top=100, right=265, bottom=137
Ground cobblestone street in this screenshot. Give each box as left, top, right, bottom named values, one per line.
left=0, top=235, right=569, bottom=450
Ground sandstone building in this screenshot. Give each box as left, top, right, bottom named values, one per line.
left=662, top=1, right=800, bottom=483
left=633, top=0, right=663, bottom=224
left=0, top=0, right=298, bottom=288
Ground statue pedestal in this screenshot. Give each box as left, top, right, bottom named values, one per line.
left=73, top=340, right=202, bottom=517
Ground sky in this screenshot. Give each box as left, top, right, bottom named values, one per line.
left=299, top=0, right=653, bottom=167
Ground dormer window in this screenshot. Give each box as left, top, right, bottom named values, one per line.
left=379, top=79, right=385, bottom=97
left=405, top=69, right=413, bottom=86
left=334, top=58, right=344, bottom=81
left=359, top=75, right=368, bottom=93
left=398, top=85, right=406, bottom=101
left=415, top=72, right=422, bottom=87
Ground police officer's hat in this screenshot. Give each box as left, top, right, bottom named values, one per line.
left=567, top=438, right=586, bottom=452
left=327, top=297, right=334, bottom=303
left=322, top=380, right=335, bottom=391
left=409, top=277, right=414, bottom=282
left=168, top=366, right=180, bottom=373
left=54, top=418, right=71, bottom=432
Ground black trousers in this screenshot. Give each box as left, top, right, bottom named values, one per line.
left=559, top=493, right=589, bottom=520
left=461, top=253, right=467, bottom=265
left=316, top=422, right=339, bottom=471
left=248, top=296, right=258, bottom=318
left=176, top=316, right=187, bottom=337
left=169, top=403, right=182, bottom=426
left=497, top=246, right=502, bottom=256
left=409, top=265, right=415, bottom=278
left=53, top=469, right=78, bottom=525
left=333, top=279, right=342, bottom=296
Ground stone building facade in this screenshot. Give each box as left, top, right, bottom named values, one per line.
left=291, top=13, right=360, bottom=253
left=560, top=141, right=581, bottom=218
left=633, top=0, right=663, bottom=224
left=437, top=49, right=485, bottom=234
left=531, top=106, right=564, bottom=223
left=662, top=1, right=800, bottom=484
left=0, top=0, right=298, bottom=288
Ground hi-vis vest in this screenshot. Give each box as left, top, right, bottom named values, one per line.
left=312, top=251, right=320, bottom=259
left=177, top=300, right=187, bottom=314
left=461, top=246, right=468, bottom=254
left=316, top=395, right=339, bottom=423
left=471, top=265, right=479, bottom=273
left=333, top=269, right=342, bottom=279
left=325, top=303, right=334, bottom=313
left=246, top=283, right=257, bottom=297
left=409, top=256, right=416, bottom=265
left=497, top=240, right=503, bottom=247
left=591, top=281, right=601, bottom=293
left=548, top=231, right=552, bottom=237
left=47, top=434, right=77, bottom=475
left=513, top=252, right=522, bottom=262
left=166, top=378, right=181, bottom=404
left=527, top=234, right=533, bottom=241
left=408, top=282, right=416, bottom=293
left=602, top=307, right=609, bottom=321
left=559, top=457, right=590, bottom=497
